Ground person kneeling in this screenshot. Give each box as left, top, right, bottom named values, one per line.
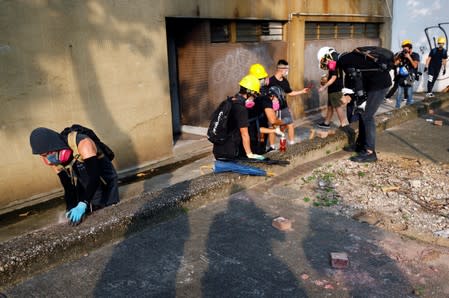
left=30, top=127, right=119, bottom=225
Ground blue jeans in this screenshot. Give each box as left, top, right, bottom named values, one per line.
left=395, top=85, right=413, bottom=108
left=357, top=88, right=389, bottom=152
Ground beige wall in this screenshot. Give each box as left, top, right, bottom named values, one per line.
left=0, top=0, right=391, bottom=214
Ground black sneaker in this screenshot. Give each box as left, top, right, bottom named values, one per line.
left=350, top=151, right=377, bottom=163
left=266, top=147, right=277, bottom=153
left=317, top=122, right=330, bottom=129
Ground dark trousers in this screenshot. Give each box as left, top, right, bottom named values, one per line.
left=385, top=77, right=408, bottom=99
left=427, top=66, right=442, bottom=93
left=357, top=88, right=389, bottom=152
left=65, top=157, right=119, bottom=210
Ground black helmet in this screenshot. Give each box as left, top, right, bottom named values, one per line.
left=268, top=85, right=285, bottom=102
left=30, top=127, right=69, bottom=154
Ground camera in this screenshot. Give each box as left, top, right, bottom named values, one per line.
left=347, top=68, right=367, bottom=113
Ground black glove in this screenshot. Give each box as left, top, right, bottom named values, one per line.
left=424, top=67, right=428, bottom=72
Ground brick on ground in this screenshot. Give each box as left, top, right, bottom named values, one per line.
left=330, top=252, right=349, bottom=269
left=272, top=216, right=292, bottom=231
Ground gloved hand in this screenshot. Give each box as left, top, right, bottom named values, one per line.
left=66, top=202, right=87, bottom=225
left=443, top=68, right=446, bottom=75
left=274, top=127, right=285, bottom=137
left=247, top=153, right=265, bottom=160
left=424, top=66, right=428, bottom=72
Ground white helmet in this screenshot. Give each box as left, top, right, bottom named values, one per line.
left=317, top=46, right=336, bottom=61
left=317, top=46, right=337, bottom=70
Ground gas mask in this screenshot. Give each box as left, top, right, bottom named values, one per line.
left=245, top=99, right=255, bottom=109
left=272, top=99, right=280, bottom=111
left=327, top=60, right=337, bottom=71
left=42, top=149, right=72, bottom=165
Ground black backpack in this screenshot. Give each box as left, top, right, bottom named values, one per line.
left=60, top=124, right=115, bottom=161
left=353, top=46, right=395, bottom=71
left=207, top=97, right=233, bottom=145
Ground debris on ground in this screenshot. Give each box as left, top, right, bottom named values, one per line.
left=272, top=216, right=292, bottom=231
left=289, top=153, right=449, bottom=243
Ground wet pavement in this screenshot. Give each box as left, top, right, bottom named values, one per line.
left=1, top=93, right=449, bottom=294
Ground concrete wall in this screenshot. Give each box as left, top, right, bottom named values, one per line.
left=0, top=0, right=391, bottom=214
left=285, top=0, right=393, bottom=116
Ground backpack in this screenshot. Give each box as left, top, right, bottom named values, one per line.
left=60, top=124, right=115, bottom=161
left=353, top=46, right=394, bottom=71
left=207, top=97, right=233, bottom=145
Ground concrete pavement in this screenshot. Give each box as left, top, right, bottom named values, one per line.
left=4, top=150, right=449, bottom=297
left=1, top=93, right=449, bottom=291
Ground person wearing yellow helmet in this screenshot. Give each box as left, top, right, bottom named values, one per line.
left=424, top=36, right=448, bottom=97
left=211, top=74, right=266, bottom=161
left=249, top=63, right=269, bottom=87
left=393, top=40, right=420, bottom=108
left=246, top=64, right=286, bottom=154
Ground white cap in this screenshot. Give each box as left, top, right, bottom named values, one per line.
left=342, top=88, right=354, bottom=95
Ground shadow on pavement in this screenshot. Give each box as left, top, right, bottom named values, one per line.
left=92, top=172, right=190, bottom=296
left=201, top=189, right=307, bottom=297
left=303, top=207, right=414, bottom=296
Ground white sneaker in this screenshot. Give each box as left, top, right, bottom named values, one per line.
left=426, top=92, right=434, bottom=98
left=384, top=98, right=392, bottom=103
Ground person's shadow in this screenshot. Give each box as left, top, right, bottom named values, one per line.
left=201, top=191, right=306, bottom=297
left=302, top=207, right=413, bottom=296
left=93, top=172, right=190, bottom=297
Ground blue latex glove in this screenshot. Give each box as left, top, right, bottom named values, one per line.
left=66, top=202, right=87, bottom=225
left=247, top=153, right=265, bottom=160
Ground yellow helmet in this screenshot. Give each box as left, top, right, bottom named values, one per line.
left=437, top=36, right=446, bottom=44
left=239, top=74, right=260, bottom=94
left=248, top=63, right=268, bottom=79
left=401, top=39, right=412, bottom=47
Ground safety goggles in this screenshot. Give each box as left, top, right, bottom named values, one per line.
left=41, top=151, right=59, bottom=165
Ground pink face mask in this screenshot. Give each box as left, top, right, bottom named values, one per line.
left=245, top=100, right=255, bottom=109
left=328, top=60, right=337, bottom=71
left=272, top=99, right=280, bottom=111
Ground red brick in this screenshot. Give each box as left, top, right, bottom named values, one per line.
left=272, top=217, right=292, bottom=231
left=330, top=252, right=349, bottom=269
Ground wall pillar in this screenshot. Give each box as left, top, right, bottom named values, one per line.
left=286, top=15, right=306, bottom=118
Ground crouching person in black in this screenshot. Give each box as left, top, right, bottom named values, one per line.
left=317, top=46, right=393, bottom=162
left=30, top=127, right=119, bottom=225
left=212, top=74, right=265, bottom=161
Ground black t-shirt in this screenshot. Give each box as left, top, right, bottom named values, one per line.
left=229, top=97, right=248, bottom=133
left=268, top=76, right=291, bottom=108
left=328, top=68, right=344, bottom=93
left=399, top=51, right=420, bottom=72
left=429, top=47, right=448, bottom=68
left=338, top=52, right=392, bottom=91
left=268, top=76, right=292, bottom=94
left=251, top=95, right=273, bottom=128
